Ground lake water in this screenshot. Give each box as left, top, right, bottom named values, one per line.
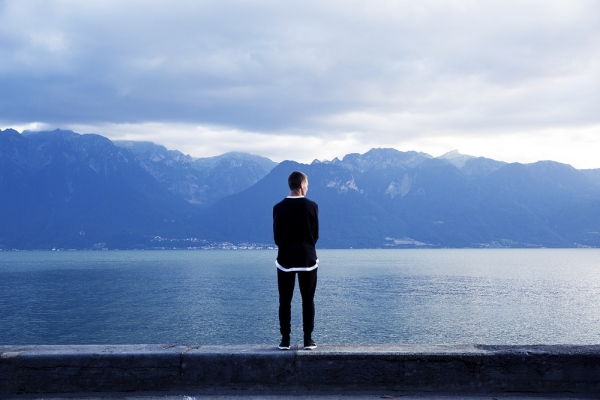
left=1, top=249, right=599, bottom=346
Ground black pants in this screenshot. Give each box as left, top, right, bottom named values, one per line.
left=277, top=268, right=318, bottom=340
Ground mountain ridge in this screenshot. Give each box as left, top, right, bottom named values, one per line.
left=1, top=128, right=599, bottom=249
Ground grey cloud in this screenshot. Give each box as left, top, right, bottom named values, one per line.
left=1, top=0, right=599, bottom=140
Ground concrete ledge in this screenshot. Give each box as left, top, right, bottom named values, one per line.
left=2, top=344, right=600, bottom=394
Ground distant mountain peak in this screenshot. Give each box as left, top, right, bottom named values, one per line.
left=340, top=148, right=431, bottom=171
left=114, top=140, right=191, bottom=163
left=194, top=151, right=277, bottom=172
left=438, top=150, right=476, bottom=168
left=440, top=149, right=464, bottom=158
left=0, top=128, right=20, bottom=135
left=112, top=141, right=277, bottom=207
left=21, top=128, right=79, bottom=137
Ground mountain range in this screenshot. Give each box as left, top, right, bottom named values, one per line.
left=1, top=128, right=599, bottom=249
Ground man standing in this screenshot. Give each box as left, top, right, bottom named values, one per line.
left=273, top=171, right=319, bottom=350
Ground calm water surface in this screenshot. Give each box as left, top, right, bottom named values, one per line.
left=1, top=249, right=599, bottom=345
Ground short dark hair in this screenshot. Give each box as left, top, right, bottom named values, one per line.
left=288, top=171, right=307, bottom=190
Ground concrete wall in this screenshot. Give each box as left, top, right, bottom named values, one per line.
left=2, top=344, right=600, bottom=394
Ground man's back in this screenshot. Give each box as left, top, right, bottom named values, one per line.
left=273, top=197, right=319, bottom=269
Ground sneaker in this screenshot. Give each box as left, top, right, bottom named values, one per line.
left=278, top=338, right=291, bottom=350
left=303, top=339, right=317, bottom=350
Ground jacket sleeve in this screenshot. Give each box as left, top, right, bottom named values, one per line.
left=273, top=204, right=282, bottom=247
left=273, top=206, right=279, bottom=246
left=312, top=203, right=319, bottom=244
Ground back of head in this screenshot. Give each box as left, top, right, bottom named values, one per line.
left=288, top=171, right=307, bottom=190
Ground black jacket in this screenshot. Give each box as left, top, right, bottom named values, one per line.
left=273, top=197, right=319, bottom=269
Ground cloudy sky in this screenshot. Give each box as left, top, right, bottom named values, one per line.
left=1, top=0, right=599, bottom=168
